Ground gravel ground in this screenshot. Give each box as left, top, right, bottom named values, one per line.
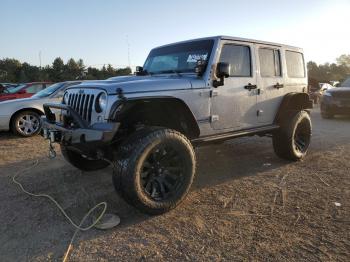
left=0, top=108, right=349, bottom=261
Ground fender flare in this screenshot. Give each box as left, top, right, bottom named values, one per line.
left=275, top=92, right=313, bottom=123
left=108, top=96, right=200, bottom=138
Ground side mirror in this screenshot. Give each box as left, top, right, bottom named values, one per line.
left=135, top=66, right=143, bottom=75
left=213, top=62, right=230, bottom=87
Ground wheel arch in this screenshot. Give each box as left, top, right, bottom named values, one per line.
left=109, top=96, right=200, bottom=139
left=275, top=92, right=313, bottom=123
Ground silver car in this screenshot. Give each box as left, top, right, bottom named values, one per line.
left=0, top=81, right=82, bottom=136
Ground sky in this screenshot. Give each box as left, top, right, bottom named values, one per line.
left=1, top=0, right=349, bottom=69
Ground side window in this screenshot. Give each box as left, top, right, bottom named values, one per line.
left=285, top=51, right=305, bottom=78
left=259, top=48, right=281, bottom=77
left=219, top=44, right=251, bottom=77
left=26, top=84, right=43, bottom=94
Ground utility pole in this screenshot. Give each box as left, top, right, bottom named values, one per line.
left=39, top=51, right=42, bottom=69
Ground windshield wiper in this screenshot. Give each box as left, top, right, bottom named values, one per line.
left=157, top=70, right=183, bottom=77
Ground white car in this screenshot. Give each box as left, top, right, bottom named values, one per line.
left=0, top=81, right=82, bottom=136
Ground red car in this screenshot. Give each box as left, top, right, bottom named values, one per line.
left=0, top=82, right=52, bottom=102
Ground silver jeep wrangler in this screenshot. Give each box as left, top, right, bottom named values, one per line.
left=42, top=36, right=313, bottom=214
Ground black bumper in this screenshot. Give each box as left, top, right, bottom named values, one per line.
left=320, top=99, right=350, bottom=115
left=41, top=103, right=120, bottom=145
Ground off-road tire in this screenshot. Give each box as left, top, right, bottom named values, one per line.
left=113, top=127, right=196, bottom=215
left=273, top=110, right=312, bottom=161
left=60, top=145, right=110, bottom=171
left=11, top=110, right=42, bottom=137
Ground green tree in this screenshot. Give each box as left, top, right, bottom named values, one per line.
left=336, top=54, right=350, bottom=67
left=51, top=57, right=65, bottom=81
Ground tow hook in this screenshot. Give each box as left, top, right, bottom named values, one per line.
left=43, top=128, right=58, bottom=159
left=48, top=140, right=57, bottom=159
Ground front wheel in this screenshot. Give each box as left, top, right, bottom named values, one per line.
left=113, top=128, right=196, bottom=215
left=11, top=110, right=41, bottom=137
left=60, top=145, right=110, bottom=171
left=273, top=110, right=312, bottom=161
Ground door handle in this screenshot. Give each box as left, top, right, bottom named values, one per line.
left=244, top=83, right=257, bottom=91
left=274, top=83, right=284, bottom=89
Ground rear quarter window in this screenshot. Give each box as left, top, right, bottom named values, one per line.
left=285, top=51, right=305, bottom=78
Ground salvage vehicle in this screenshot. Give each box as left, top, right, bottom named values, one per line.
left=0, top=81, right=82, bottom=136
left=320, top=77, right=350, bottom=118
left=41, top=36, right=313, bottom=214
left=0, top=82, right=52, bottom=102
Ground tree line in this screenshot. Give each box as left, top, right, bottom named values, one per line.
left=1, top=54, right=350, bottom=86
left=307, top=54, right=350, bottom=87
left=0, top=57, right=131, bottom=83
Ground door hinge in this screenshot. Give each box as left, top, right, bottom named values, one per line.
left=210, top=115, right=219, bottom=122
left=210, top=90, right=218, bottom=97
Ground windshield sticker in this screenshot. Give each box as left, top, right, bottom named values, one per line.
left=187, top=54, right=208, bottom=63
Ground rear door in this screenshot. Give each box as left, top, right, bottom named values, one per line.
left=210, top=41, right=258, bottom=130
left=256, top=45, right=284, bottom=124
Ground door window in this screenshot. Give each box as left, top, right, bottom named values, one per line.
left=219, top=44, right=251, bottom=77
left=259, top=48, right=281, bottom=77
left=285, top=51, right=305, bottom=78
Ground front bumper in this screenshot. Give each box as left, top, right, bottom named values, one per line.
left=41, top=103, right=120, bottom=146
left=320, top=97, right=350, bottom=115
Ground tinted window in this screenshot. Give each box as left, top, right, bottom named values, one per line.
left=286, top=51, right=305, bottom=78
left=143, top=40, right=214, bottom=74
left=219, top=45, right=251, bottom=77
left=259, top=48, right=281, bottom=77
left=340, top=77, right=350, bottom=87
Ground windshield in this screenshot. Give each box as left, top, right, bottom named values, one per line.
left=6, top=84, right=26, bottom=94
left=340, top=77, right=350, bottom=87
left=143, top=40, right=214, bottom=74
left=32, top=82, right=64, bottom=98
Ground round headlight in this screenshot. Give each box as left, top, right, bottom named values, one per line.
left=63, top=92, right=69, bottom=104
left=323, top=91, right=332, bottom=97
left=95, top=92, right=107, bottom=113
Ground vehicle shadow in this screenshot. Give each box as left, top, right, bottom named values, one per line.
left=193, top=136, right=288, bottom=189
left=0, top=135, right=289, bottom=261
left=0, top=131, right=18, bottom=141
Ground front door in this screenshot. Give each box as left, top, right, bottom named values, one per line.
left=211, top=41, right=258, bottom=131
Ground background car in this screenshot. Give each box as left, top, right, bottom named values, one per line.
left=0, top=81, right=82, bottom=136
left=320, top=77, right=350, bottom=118
left=309, top=83, right=335, bottom=104
left=0, top=82, right=52, bottom=102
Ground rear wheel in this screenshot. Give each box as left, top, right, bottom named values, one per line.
left=273, top=110, right=312, bottom=161
left=60, top=145, right=110, bottom=171
left=11, top=110, right=41, bottom=137
left=113, top=127, right=196, bottom=215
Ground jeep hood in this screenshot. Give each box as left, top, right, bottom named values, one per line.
left=327, top=87, right=350, bottom=93
left=69, top=75, right=197, bottom=94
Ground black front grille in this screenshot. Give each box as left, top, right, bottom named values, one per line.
left=67, top=93, right=95, bottom=122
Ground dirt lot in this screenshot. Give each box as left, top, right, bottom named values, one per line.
left=0, top=108, right=349, bottom=261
